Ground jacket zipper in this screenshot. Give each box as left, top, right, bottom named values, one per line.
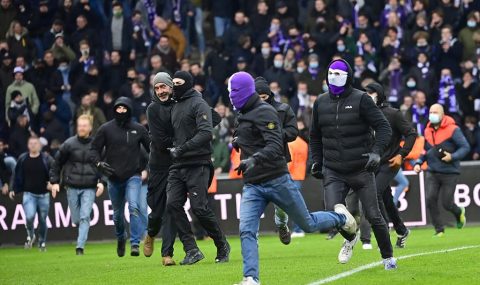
left=335, top=100, right=340, bottom=130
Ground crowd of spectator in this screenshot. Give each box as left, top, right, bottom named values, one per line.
left=1, top=0, right=480, bottom=178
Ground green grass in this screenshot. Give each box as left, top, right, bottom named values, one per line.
left=1, top=227, right=479, bottom=285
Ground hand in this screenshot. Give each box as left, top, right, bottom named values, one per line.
left=168, top=147, right=183, bottom=159
left=97, top=162, right=115, bottom=177
left=232, top=137, right=240, bottom=151
left=1, top=184, right=8, bottom=195
left=51, top=183, right=60, bottom=199
left=441, top=151, right=452, bottom=162
left=187, top=10, right=194, bottom=17
left=129, top=50, right=136, bottom=61
left=215, top=167, right=222, bottom=176
left=50, top=104, right=57, bottom=112
left=311, top=162, right=324, bottom=179
left=96, top=183, right=104, bottom=197
left=413, top=164, right=422, bottom=173
left=235, top=157, right=256, bottom=175
left=388, top=154, right=403, bottom=170
left=9, top=191, right=15, bottom=200
left=141, top=170, right=148, bottom=182
left=362, top=152, right=381, bottom=172
left=473, top=153, right=479, bottom=160
left=47, top=182, right=53, bottom=191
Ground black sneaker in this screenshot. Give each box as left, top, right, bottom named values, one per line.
left=117, top=239, right=126, bottom=257
left=76, top=248, right=84, bottom=255
left=131, top=245, right=140, bottom=256
left=179, top=249, right=205, bottom=265
left=396, top=229, right=410, bottom=248
left=278, top=225, right=291, bottom=245
left=215, top=242, right=231, bottom=263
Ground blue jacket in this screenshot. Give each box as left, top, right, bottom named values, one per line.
left=416, top=116, right=470, bottom=174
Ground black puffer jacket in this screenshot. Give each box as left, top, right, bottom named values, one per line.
left=310, top=59, right=392, bottom=174
left=50, top=136, right=100, bottom=188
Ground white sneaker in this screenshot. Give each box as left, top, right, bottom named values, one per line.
left=24, top=234, right=35, bottom=249
left=362, top=243, right=373, bottom=250
left=291, top=232, right=305, bottom=238
left=334, top=204, right=357, bottom=235
left=383, top=257, right=398, bottom=270
left=338, top=234, right=359, bottom=264
left=234, top=277, right=260, bottom=285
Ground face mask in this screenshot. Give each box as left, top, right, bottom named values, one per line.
left=58, top=65, right=68, bottom=71
left=271, top=24, right=280, bottom=31
left=114, top=110, right=130, bottom=125
left=173, top=84, right=190, bottom=100
left=114, top=11, right=123, bottom=18
left=429, top=113, right=441, bottom=125
left=467, top=20, right=477, bottom=28
left=407, top=80, right=416, bottom=88
left=81, top=49, right=90, bottom=56
left=322, top=83, right=329, bottom=92
left=417, top=42, right=427, bottom=47
left=309, top=62, right=319, bottom=69
left=274, top=60, right=283, bottom=69
left=328, top=73, right=348, bottom=87
left=297, top=67, right=304, bottom=73
left=261, top=48, right=270, bottom=56
left=337, top=45, right=346, bottom=52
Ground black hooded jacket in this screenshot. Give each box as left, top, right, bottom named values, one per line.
left=235, top=94, right=289, bottom=184
left=310, top=59, right=392, bottom=174
left=146, top=93, right=174, bottom=170
left=366, top=83, right=417, bottom=163
left=170, top=89, right=213, bottom=166
left=90, top=97, right=151, bottom=182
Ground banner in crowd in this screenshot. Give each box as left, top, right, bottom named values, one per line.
left=1, top=165, right=480, bottom=245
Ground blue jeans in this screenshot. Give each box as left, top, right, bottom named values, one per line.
left=393, top=170, right=409, bottom=205
left=23, top=192, right=50, bottom=246
left=66, top=188, right=96, bottom=249
left=214, top=17, right=230, bottom=38
left=139, top=184, right=148, bottom=238
left=240, top=174, right=345, bottom=280
left=194, top=7, right=206, bottom=55
left=108, top=176, right=143, bottom=246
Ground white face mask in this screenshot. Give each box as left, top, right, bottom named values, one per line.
left=327, top=69, right=348, bottom=87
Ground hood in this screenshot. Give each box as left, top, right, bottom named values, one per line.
left=177, top=88, right=201, bottom=101
left=254, top=76, right=273, bottom=103
left=365, top=82, right=385, bottom=106
left=326, top=59, right=353, bottom=97
left=426, top=115, right=456, bottom=130
left=114, top=96, right=133, bottom=112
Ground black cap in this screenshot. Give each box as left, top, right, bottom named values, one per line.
left=11, top=90, right=22, bottom=99
left=254, top=77, right=271, bottom=96
left=173, top=70, right=194, bottom=90
left=236, top=56, right=246, bottom=64
left=365, top=82, right=385, bottom=105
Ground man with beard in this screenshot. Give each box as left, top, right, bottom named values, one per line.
left=166, top=71, right=229, bottom=265
left=90, top=97, right=150, bottom=257
left=310, top=59, right=396, bottom=269
left=143, top=72, right=177, bottom=266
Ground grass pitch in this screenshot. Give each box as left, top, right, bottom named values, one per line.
left=1, top=226, right=479, bottom=285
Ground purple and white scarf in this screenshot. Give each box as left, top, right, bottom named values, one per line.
left=438, top=76, right=458, bottom=114
left=412, top=104, right=428, bottom=135
left=143, top=0, right=161, bottom=39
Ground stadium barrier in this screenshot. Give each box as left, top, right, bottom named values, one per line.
left=1, top=162, right=479, bottom=245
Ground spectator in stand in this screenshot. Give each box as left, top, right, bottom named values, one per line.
left=224, top=11, right=252, bottom=52
left=265, top=17, right=287, bottom=54
left=190, top=62, right=207, bottom=93
left=118, top=68, right=137, bottom=99
left=0, top=0, right=17, bottom=41
left=438, top=0, right=462, bottom=28
left=457, top=70, right=479, bottom=118
left=70, top=40, right=99, bottom=85
left=251, top=41, right=273, bottom=78
left=153, top=17, right=186, bottom=60
left=211, top=0, right=233, bottom=38
left=250, top=1, right=271, bottom=45
left=131, top=10, right=151, bottom=71
left=41, top=111, right=66, bottom=144
left=7, top=90, right=32, bottom=127
left=55, top=0, right=76, bottom=35
left=8, top=115, right=32, bottom=158
left=214, top=102, right=234, bottom=143
left=462, top=116, right=479, bottom=161
left=298, top=53, right=322, bottom=96
left=435, top=25, right=463, bottom=79
left=131, top=80, right=150, bottom=122
left=410, top=90, right=429, bottom=136
left=150, top=35, right=180, bottom=74
left=233, top=35, right=255, bottom=67
left=74, top=93, right=106, bottom=135
left=263, top=53, right=296, bottom=101
left=438, top=68, right=461, bottom=124
left=5, top=67, right=39, bottom=126
left=69, top=15, right=100, bottom=59
left=6, top=20, right=35, bottom=63
left=39, top=90, right=72, bottom=138
left=378, top=56, right=403, bottom=107
left=50, top=33, right=76, bottom=63
left=102, top=50, right=127, bottom=98
left=459, top=12, right=480, bottom=61
left=149, top=54, right=170, bottom=75
left=105, top=2, right=133, bottom=64
left=191, top=0, right=206, bottom=61
left=28, top=0, right=55, bottom=58
left=72, top=64, right=101, bottom=106
left=408, top=52, right=436, bottom=99
left=43, top=19, right=65, bottom=52
left=204, top=39, right=232, bottom=106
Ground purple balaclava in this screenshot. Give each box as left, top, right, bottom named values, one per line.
left=327, top=60, right=349, bottom=96
left=228, top=72, right=255, bottom=110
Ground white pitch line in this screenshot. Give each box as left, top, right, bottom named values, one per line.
left=307, top=245, right=480, bottom=285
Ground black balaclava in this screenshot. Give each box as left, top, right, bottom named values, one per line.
left=172, top=71, right=194, bottom=100
left=113, top=97, right=132, bottom=126
left=254, top=76, right=273, bottom=104
left=365, top=82, right=385, bottom=106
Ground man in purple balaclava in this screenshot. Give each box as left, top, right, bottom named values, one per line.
left=309, top=59, right=397, bottom=270
left=229, top=71, right=357, bottom=285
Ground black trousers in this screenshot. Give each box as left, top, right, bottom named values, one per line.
left=426, top=171, right=461, bottom=233
left=323, top=168, right=393, bottom=259
left=191, top=194, right=216, bottom=239
left=166, top=165, right=227, bottom=252
left=347, top=163, right=408, bottom=242
left=147, top=169, right=177, bottom=257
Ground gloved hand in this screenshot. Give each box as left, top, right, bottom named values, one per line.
left=235, top=157, right=256, bottom=175
left=96, top=162, right=115, bottom=177
left=362, top=152, right=381, bottom=172
left=232, top=137, right=240, bottom=152
left=311, top=162, right=324, bottom=179
left=168, top=146, right=184, bottom=159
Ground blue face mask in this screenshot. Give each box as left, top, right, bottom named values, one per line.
left=58, top=65, right=68, bottom=72
left=337, top=45, right=346, bottom=52
left=309, top=62, right=319, bottom=69
left=467, top=20, right=477, bottom=28
left=274, top=60, right=283, bottom=69
left=429, top=113, right=441, bottom=125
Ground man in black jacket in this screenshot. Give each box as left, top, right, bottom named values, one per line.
left=90, top=97, right=150, bottom=257
left=254, top=76, right=298, bottom=245
left=229, top=71, right=356, bottom=285
left=346, top=82, right=417, bottom=250
left=50, top=115, right=104, bottom=255
left=310, top=59, right=396, bottom=269
left=143, top=72, right=177, bottom=266
left=166, top=71, right=229, bottom=265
